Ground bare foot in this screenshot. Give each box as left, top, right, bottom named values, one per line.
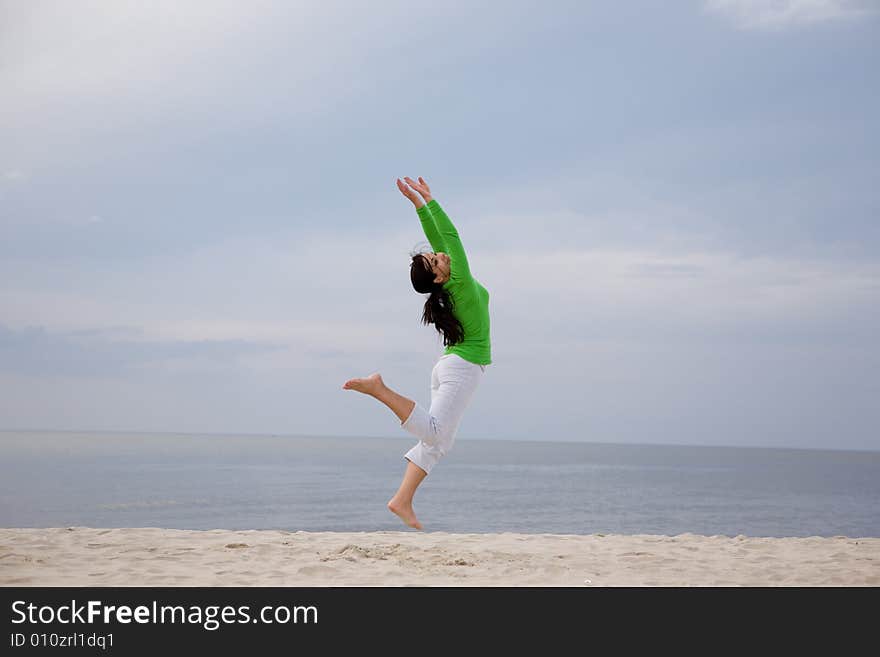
left=387, top=498, right=423, bottom=530
left=342, top=372, right=384, bottom=395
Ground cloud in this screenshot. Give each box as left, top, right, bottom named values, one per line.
left=2, top=170, right=26, bottom=182
left=1, top=2, right=877, bottom=447
left=0, top=0, right=526, bottom=156
left=4, top=220, right=877, bottom=357
left=480, top=245, right=880, bottom=349
left=705, top=0, right=878, bottom=30
left=0, top=224, right=446, bottom=375
left=2, top=225, right=877, bottom=447
left=0, top=324, right=286, bottom=378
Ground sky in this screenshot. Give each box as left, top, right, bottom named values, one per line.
left=1, top=0, right=878, bottom=451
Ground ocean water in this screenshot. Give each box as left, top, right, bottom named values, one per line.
left=1, top=431, right=878, bottom=538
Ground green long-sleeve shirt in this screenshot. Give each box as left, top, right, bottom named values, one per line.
left=417, top=199, right=492, bottom=366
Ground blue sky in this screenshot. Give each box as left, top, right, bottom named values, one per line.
left=1, top=0, right=878, bottom=450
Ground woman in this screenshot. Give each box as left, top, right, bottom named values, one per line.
left=342, top=176, right=491, bottom=530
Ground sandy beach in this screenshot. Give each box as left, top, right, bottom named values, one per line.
left=1, top=527, right=878, bottom=586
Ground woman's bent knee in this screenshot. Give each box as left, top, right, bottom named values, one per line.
left=422, top=424, right=456, bottom=452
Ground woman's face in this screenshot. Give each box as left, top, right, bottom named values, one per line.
left=425, top=252, right=451, bottom=283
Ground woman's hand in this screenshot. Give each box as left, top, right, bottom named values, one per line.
left=396, top=178, right=424, bottom=208
left=404, top=176, right=433, bottom=204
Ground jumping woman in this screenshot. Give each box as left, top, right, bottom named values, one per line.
left=342, top=176, right=492, bottom=530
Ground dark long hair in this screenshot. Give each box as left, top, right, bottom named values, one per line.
left=410, top=252, right=464, bottom=347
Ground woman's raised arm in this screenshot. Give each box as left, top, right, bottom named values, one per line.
left=404, top=177, right=470, bottom=282
left=398, top=176, right=446, bottom=254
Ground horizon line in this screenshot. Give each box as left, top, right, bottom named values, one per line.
left=1, top=427, right=877, bottom=455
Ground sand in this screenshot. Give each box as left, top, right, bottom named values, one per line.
left=1, top=527, right=878, bottom=587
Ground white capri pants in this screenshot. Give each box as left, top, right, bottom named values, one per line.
left=400, top=353, right=486, bottom=475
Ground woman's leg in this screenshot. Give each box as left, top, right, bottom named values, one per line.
left=342, top=372, right=426, bottom=529
left=341, top=373, right=415, bottom=423
left=343, top=358, right=484, bottom=529
left=402, top=356, right=483, bottom=475
left=387, top=460, right=427, bottom=530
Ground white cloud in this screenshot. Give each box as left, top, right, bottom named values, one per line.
left=2, top=222, right=877, bottom=352
left=2, top=170, right=26, bottom=181
left=0, top=0, right=516, bottom=153
left=0, top=224, right=442, bottom=371
left=51, top=214, right=107, bottom=228
left=1, top=211, right=877, bottom=446
left=484, top=246, right=880, bottom=332
left=0, top=1, right=379, bottom=135
left=705, top=0, right=877, bottom=30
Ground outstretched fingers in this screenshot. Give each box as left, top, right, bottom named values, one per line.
left=404, top=176, right=431, bottom=201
